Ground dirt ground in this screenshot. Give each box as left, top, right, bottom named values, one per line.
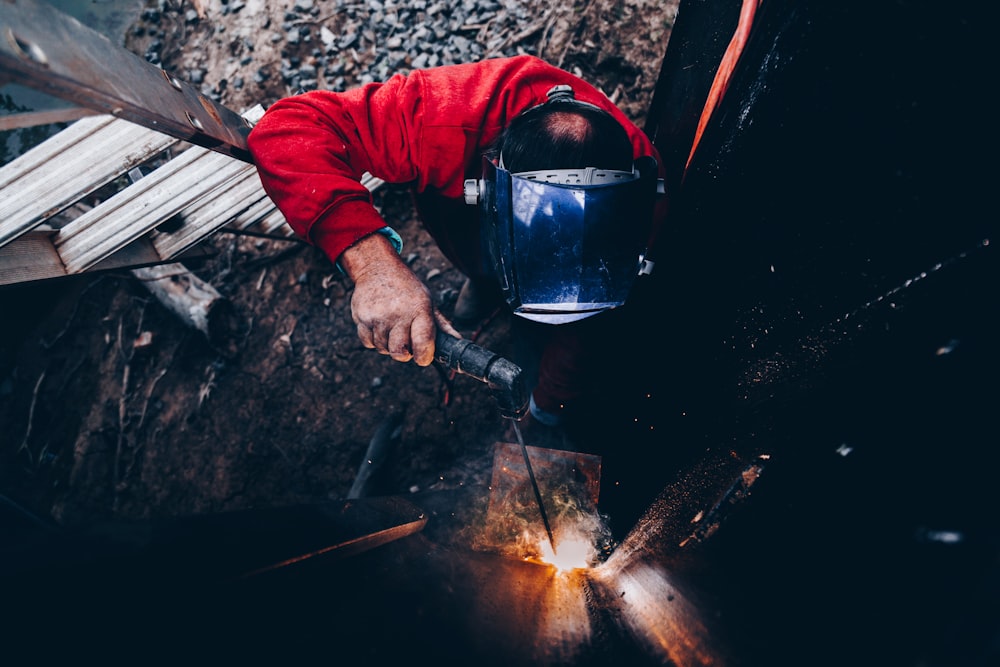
left=0, top=0, right=679, bottom=538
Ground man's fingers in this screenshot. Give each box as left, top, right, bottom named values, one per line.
left=433, top=309, right=461, bottom=340
left=348, top=270, right=440, bottom=365
left=410, top=312, right=439, bottom=367
left=358, top=310, right=462, bottom=367
left=358, top=321, right=399, bottom=357
left=387, top=324, right=414, bottom=362
left=356, top=322, right=376, bottom=350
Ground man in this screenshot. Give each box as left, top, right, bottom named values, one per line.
left=248, top=55, right=663, bottom=446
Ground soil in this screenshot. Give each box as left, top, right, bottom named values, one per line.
left=0, top=0, right=679, bottom=537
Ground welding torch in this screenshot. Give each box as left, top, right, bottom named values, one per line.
left=434, top=331, right=529, bottom=420
left=435, top=331, right=557, bottom=553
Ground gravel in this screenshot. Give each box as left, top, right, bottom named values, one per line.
left=125, top=0, right=678, bottom=125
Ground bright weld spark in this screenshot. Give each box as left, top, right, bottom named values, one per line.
left=526, top=527, right=601, bottom=572
left=535, top=535, right=592, bottom=572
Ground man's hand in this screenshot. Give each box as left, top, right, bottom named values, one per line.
left=338, top=233, right=460, bottom=366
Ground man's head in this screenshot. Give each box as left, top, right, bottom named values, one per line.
left=466, top=86, right=660, bottom=324
left=492, top=96, right=634, bottom=173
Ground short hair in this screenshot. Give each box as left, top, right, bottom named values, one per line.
left=492, top=99, right=634, bottom=173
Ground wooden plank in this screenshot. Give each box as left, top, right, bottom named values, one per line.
left=0, top=114, right=178, bottom=248
left=149, top=166, right=269, bottom=258
left=0, top=103, right=380, bottom=284
left=151, top=167, right=385, bottom=254
left=252, top=209, right=295, bottom=238
left=0, top=230, right=164, bottom=285
left=224, top=190, right=282, bottom=231
left=0, top=107, right=101, bottom=131
left=0, top=114, right=114, bottom=189
left=55, top=145, right=246, bottom=273
left=0, top=230, right=66, bottom=283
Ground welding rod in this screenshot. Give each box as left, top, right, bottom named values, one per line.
left=510, top=419, right=557, bottom=554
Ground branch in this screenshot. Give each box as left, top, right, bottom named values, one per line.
left=17, top=371, right=46, bottom=465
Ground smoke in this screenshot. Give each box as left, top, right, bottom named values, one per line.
left=473, top=471, right=614, bottom=567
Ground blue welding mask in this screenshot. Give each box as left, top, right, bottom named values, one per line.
left=464, top=154, right=659, bottom=324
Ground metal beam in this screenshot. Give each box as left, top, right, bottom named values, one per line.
left=0, top=0, right=252, bottom=162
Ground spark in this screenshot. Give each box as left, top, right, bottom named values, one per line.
left=935, top=339, right=960, bottom=356
left=534, top=532, right=595, bottom=572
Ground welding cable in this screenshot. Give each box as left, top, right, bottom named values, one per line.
left=439, top=309, right=501, bottom=408
left=684, top=0, right=763, bottom=175
left=639, top=0, right=762, bottom=272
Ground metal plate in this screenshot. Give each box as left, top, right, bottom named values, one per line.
left=482, top=441, right=602, bottom=557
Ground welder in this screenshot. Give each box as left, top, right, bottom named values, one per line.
left=248, top=55, right=665, bottom=449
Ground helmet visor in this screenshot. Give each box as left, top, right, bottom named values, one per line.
left=480, top=156, right=657, bottom=324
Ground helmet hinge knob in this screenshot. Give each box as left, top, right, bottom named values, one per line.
left=463, top=178, right=481, bottom=205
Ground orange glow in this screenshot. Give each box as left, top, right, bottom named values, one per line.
left=589, top=560, right=721, bottom=666
left=527, top=526, right=602, bottom=572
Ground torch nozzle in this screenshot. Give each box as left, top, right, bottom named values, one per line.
left=434, top=331, right=530, bottom=420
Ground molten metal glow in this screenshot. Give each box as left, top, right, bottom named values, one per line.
left=536, top=534, right=592, bottom=572
left=526, top=526, right=601, bottom=572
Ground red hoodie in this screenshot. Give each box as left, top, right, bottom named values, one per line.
left=248, top=55, right=661, bottom=264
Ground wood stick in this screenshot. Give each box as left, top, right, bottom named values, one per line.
left=131, top=263, right=242, bottom=355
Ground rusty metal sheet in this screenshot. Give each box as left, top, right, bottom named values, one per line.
left=482, top=441, right=603, bottom=558
left=489, top=441, right=602, bottom=509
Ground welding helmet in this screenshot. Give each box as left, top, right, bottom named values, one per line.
left=464, top=154, right=659, bottom=324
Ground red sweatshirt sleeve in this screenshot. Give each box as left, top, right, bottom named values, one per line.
left=247, top=55, right=660, bottom=264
